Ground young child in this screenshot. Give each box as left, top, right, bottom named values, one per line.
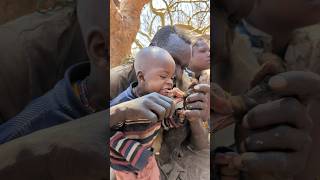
left=109, top=46, right=185, bottom=180
left=187, top=37, right=210, bottom=80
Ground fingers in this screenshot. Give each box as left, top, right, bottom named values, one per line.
left=185, top=101, right=207, bottom=110
left=194, top=84, right=210, bottom=94
left=241, top=152, right=288, bottom=174
left=269, top=71, right=320, bottom=99
left=242, top=98, right=311, bottom=130
left=184, top=110, right=201, bottom=121
left=141, top=109, right=159, bottom=123
left=184, top=89, right=209, bottom=121
left=186, top=92, right=207, bottom=103
left=241, top=126, right=312, bottom=152
left=172, top=87, right=185, bottom=98
left=240, top=151, right=309, bottom=176
left=251, top=53, right=285, bottom=87
left=144, top=99, right=166, bottom=122
left=149, top=93, right=174, bottom=118
left=155, top=92, right=174, bottom=104
left=148, top=92, right=175, bottom=118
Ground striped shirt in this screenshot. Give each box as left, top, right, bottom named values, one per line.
left=110, top=83, right=184, bottom=172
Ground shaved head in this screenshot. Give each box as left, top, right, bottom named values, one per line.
left=134, top=47, right=176, bottom=96
left=134, top=47, right=175, bottom=74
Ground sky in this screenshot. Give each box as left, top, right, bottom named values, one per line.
left=131, top=0, right=210, bottom=55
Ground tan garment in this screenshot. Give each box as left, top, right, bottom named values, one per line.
left=158, top=146, right=210, bottom=180
left=110, top=63, right=137, bottom=100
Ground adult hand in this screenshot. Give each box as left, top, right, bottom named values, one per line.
left=214, top=152, right=241, bottom=180
left=110, top=92, right=175, bottom=127
left=237, top=71, right=320, bottom=179
left=184, top=84, right=210, bottom=122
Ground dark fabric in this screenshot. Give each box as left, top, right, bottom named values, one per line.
left=0, top=110, right=108, bottom=180
left=0, top=62, right=92, bottom=144
left=0, top=6, right=88, bottom=123
left=110, top=82, right=137, bottom=107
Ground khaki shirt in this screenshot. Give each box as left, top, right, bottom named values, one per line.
left=110, top=63, right=137, bottom=100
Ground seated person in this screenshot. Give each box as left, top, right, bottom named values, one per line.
left=186, top=37, right=210, bottom=81
left=110, top=25, right=210, bottom=180
left=110, top=46, right=186, bottom=180
left=110, top=25, right=192, bottom=100
left=0, top=0, right=107, bottom=144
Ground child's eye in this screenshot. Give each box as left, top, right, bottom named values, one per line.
left=160, top=75, right=167, bottom=79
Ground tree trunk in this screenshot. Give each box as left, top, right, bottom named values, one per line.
left=110, top=0, right=150, bottom=67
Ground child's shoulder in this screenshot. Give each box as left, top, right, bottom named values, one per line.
left=110, top=83, right=138, bottom=107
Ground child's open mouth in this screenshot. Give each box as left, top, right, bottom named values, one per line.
left=159, top=88, right=172, bottom=96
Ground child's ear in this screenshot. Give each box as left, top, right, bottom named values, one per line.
left=137, top=71, right=145, bottom=83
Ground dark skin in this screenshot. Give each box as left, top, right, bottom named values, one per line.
left=0, top=0, right=109, bottom=179
left=247, top=0, right=320, bottom=55
left=237, top=72, right=319, bottom=179
left=110, top=93, right=176, bottom=127
left=189, top=39, right=210, bottom=79
left=185, top=84, right=210, bottom=150
left=165, top=34, right=210, bottom=150
left=157, top=32, right=209, bottom=150
left=231, top=1, right=320, bottom=179
left=165, top=34, right=191, bottom=83
left=110, top=28, right=210, bottom=179
left=113, top=33, right=210, bottom=173
left=134, top=47, right=175, bottom=97
left=76, top=0, right=108, bottom=112
left=213, top=1, right=255, bottom=179
left=217, top=0, right=255, bottom=22
left=110, top=29, right=197, bottom=129
left=0, top=2, right=207, bottom=179
left=214, top=0, right=320, bottom=179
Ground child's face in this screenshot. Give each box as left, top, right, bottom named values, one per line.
left=142, top=59, right=176, bottom=96
left=191, top=39, right=210, bottom=71
left=253, top=0, right=320, bottom=28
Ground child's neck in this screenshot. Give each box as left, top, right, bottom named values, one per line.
left=134, top=85, right=147, bottom=97
left=247, top=15, right=293, bottom=57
